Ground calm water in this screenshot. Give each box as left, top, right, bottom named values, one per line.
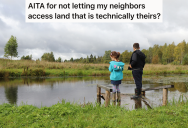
left=0, top=75, right=188, bottom=110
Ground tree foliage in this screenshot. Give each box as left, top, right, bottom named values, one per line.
left=41, top=52, right=55, bottom=62
left=36, top=40, right=188, bottom=65
left=103, top=50, right=111, bottom=63
left=183, top=54, right=188, bottom=65
left=152, top=55, right=159, bottom=64
left=21, top=55, right=32, bottom=60
left=4, top=35, right=18, bottom=59
left=56, top=57, right=62, bottom=62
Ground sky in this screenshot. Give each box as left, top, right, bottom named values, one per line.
left=0, top=0, right=188, bottom=61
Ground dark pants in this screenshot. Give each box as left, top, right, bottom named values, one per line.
left=132, top=70, right=143, bottom=89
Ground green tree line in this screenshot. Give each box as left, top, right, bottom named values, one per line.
left=62, top=40, right=188, bottom=65
left=4, top=36, right=188, bottom=65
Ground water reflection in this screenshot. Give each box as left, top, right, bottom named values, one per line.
left=174, top=82, right=188, bottom=93
left=5, top=86, right=18, bottom=104
left=0, top=75, right=188, bottom=109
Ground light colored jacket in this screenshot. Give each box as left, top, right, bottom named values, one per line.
left=109, top=61, right=124, bottom=80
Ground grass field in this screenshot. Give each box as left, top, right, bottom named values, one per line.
left=0, top=97, right=188, bottom=127
left=0, top=59, right=188, bottom=77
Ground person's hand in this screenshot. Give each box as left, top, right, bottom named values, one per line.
left=129, top=64, right=132, bottom=68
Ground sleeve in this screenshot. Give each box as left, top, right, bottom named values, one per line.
left=109, top=63, right=113, bottom=72
left=130, top=53, right=137, bottom=67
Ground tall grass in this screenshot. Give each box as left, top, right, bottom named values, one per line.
left=0, top=98, right=188, bottom=127
left=1, top=59, right=188, bottom=77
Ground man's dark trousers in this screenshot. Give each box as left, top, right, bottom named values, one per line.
left=132, top=70, right=143, bottom=89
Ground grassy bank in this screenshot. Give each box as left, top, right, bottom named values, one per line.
left=1, top=59, right=188, bottom=77
left=0, top=99, right=188, bottom=127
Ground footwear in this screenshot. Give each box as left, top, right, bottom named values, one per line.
left=112, top=92, right=116, bottom=105
left=117, top=92, right=121, bottom=106
left=130, top=88, right=142, bottom=99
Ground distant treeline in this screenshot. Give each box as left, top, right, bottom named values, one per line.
left=21, top=40, right=188, bottom=65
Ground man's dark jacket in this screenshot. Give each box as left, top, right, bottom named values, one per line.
left=130, top=50, right=146, bottom=70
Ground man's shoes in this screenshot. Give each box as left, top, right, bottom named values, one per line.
left=130, top=88, right=142, bottom=99
left=130, top=95, right=142, bottom=99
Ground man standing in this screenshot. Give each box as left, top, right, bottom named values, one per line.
left=129, top=43, right=146, bottom=99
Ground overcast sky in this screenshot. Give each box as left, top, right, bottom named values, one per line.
left=0, top=0, right=188, bottom=60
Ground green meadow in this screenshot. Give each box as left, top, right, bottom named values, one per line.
left=0, top=59, right=188, bottom=77
left=0, top=97, right=188, bottom=128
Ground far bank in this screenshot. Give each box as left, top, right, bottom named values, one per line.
left=0, top=59, right=188, bottom=77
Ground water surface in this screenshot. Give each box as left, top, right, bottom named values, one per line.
left=0, top=75, right=188, bottom=110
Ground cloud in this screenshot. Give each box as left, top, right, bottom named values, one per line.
left=0, top=0, right=188, bottom=60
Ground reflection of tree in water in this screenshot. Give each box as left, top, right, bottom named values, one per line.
left=23, top=78, right=46, bottom=86
left=5, top=86, right=18, bottom=104
left=174, top=82, right=188, bottom=93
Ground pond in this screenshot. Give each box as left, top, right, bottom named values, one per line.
left=0, top=75, right=188, bottom=110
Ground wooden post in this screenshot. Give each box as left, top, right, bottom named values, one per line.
left=162, top=88, right=168, bottom=106
left=97, top=86, right=101, bottom=104
left=117, top=92, right=121, bottom=106
left=135, top=98, right=142, bottom=109
left=105, top=90, right=110, bottom=107
left=141, top=91, right=145, bottom=97
left=112, top=92, right=116, bottom=106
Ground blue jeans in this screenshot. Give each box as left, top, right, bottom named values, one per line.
left=132, top=70, right=143, bottom=89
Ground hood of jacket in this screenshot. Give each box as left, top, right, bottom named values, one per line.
left=109, top=61, right=124, bottom=71
left=135, top=50, right=146, bottom=60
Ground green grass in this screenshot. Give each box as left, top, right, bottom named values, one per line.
left=1, top=59, right=188, bottom=77
left=1, top=68, right=188, bottom=77
left=0, top=99, right=188, bottom=127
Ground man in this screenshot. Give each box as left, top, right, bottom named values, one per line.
left=129, top=43, right=146, bottom=99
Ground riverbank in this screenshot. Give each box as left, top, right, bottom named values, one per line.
left=0, top=67, right=188, bottom=78
left=0, top=59, right=188, bottom=77
left=0, top=99, right=188, bottom=127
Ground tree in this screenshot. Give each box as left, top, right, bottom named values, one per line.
left=183, top=54, right=188, bottom=65
left=4, top=35, right=18, bottom=59
left=70, top=57, right=73, bottom=62
left=96, top=56, right=103, bottom=63
left=21, top=55, right=32, bottom=60
left=56, top=57, right=62, bottom=62
left=148, top=47, right=153, bottom=63
left=173, top=41, right=186, bottom=64
left=167, top=42, right=175, bottom=63
left=86, top=56, right=89, bottom=63
left=89, top=54, right=93, bottom=63
left=103, top=50, right=111, bottom=63
left=162, top=43, right=168, bottom=64
left=121, top=50, right=132, bottom=63
left=141, top=49, right=149, bottom=63
left=152, top=55, right=159, bottom=64
left=93, top=56, right=96, bottom=63
left=41, top=52, right=55, bottom=62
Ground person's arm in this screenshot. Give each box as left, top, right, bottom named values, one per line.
left=130, top=53, right=137, bottom=67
